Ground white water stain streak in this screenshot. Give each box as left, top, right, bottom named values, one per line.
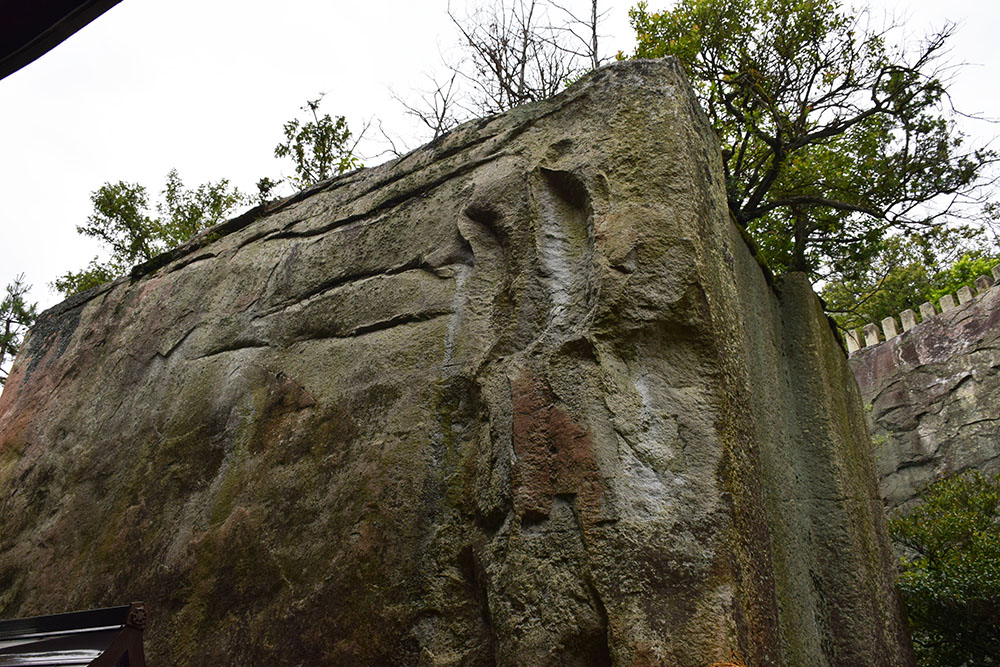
left=616, top=374, right=684, bottom=518
left=443, top=265, right=471, bottom=370
left=535, top=180, right=591, bottom=334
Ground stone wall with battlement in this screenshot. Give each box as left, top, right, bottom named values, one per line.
left=848, top=266, right=1000, bottom=510
left=845, top=265, right=1000, bottom=354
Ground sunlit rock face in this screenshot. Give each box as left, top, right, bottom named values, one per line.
left=851, top=285, right=1000, bottom=512
left=0, top=59, right=913, bottom=666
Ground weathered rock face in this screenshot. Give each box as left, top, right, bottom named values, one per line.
left=851, top=284, right=1000, bottom=511
left=0, top=59, right=912, bottom=666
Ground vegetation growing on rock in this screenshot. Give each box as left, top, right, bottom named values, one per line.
left=0, top=275, right=36, bottom=386
left=53, top=170, right=246, bottom=297
left=53, top=95, right=366, bottom=298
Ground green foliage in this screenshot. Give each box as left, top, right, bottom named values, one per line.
left=157, top=169, right=246, bottom=248
left=255, top=177, right=280, bottom=206
left=79, top=180, right=156, bottom=264
left=628, top=0, right=995, bottom=280
left=0, top=274, right=38, bottom=385
left=273, top=96, right=362, bottom=190
left=54, top=170, right=246, bottom=297
left=927, top=253, right=1000, bottom=302
left=889, top=471, right=1000, bottom=665
left=52, top=260, right=116, bottom=298
left=821, top=233, right=999, bottom=330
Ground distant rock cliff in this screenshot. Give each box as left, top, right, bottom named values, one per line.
left=850, top=278, right=1000, bottom=511
left=0, top=59, right=912, bottom=666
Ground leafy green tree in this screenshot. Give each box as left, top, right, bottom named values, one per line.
left=254, top=177, right=280, bottom=206
left=926, top=253, right=1000, bottom=303
left=889, top=471, right=1000, bottom=666
left=156, top=169, right=246, bottom=247
left=273, top=96, right=363, bottom=190
left=53, top=259, right=116, bottom=297
left=54, top=170, right=246, bottom=297
left=0, top=274, right=37, bottom=386
left=627, top=0, right=995, bottom=282
left=821, top=233, right=998, bottom=330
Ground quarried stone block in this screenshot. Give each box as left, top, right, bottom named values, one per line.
left=881, top=316, right=899, bottom=339
left=899, top=309, right=917, bottom=332
left=0, top=59, right=915, bottom=667
left=865, top=323, right=881, bottom=346
left=846, top=329, right=863, bottom=353
left=919, top=301, right=937, bottom=321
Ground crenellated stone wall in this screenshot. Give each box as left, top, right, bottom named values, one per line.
left=849, top=266, right=1000, bottom=511
left=0, top=59, right=913, bottom=666
left=845, top=266, right=1000, bottom=354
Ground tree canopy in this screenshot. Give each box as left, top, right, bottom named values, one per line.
left=889, top=471, right=1000, bottom=666
left=53, top=97, right=368, bottom=299
left=628, top=0, right=996, bottom=282
left=821, top=234, right=998, bottom=330
left=54, top=170, right=246, bottom=297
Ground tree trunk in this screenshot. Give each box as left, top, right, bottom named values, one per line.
left=1, top=317, right=10, bottom=382
left=790, top=205, right=809, bottom=272
left=591, top=0, right=598, bottom=70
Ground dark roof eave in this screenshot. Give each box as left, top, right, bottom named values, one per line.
left=0, top=0, right=123, bottom=81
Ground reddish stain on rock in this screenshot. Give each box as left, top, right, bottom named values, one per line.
left=511, top=369, right=604, bottom=526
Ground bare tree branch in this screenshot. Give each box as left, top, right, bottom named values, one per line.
left=392, top=71, right=463, bottom=140
left=445, top=0, right=596, bottom=115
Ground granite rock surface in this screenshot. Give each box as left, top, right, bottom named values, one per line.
left=0, top=59, right=912, bottom=666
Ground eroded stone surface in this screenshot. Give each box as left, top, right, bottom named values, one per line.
left=0, top=59, right=911, bottom=666
left=851, top=284, right=1000, bottom=511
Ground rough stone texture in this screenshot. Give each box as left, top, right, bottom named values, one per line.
left=852, top=282, right=1000, bottom=512
left=0, top=59, right=912, bottom=666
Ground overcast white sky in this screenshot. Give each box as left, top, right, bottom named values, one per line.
left=1, top=0, right=997, bottom=313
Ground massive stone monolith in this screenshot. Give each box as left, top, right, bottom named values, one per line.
left=851, top=282, right=1000, bottom=511
left=0, top=59, right=912, bottom=666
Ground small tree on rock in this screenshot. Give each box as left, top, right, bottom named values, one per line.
left=54, top=170, right=246, bottom=297
left=273, top=95, right=364, bottom=190
left=0, top=274, right=37, bottom=385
